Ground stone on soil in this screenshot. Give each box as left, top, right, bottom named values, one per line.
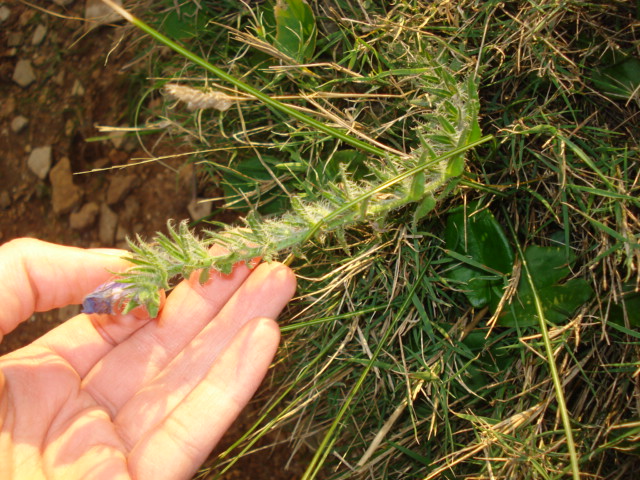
left=71, top=79, right=85, bottom=97
left=106, top=174, right=136, bottom=205
left=0, top=6, right=10, bottom=23
left=70, top=202, right=100, bottom=230
left=11, top=115, right=28, bottom=133
left=28, top=146, right=52, bottom=179
left=50, top=157, right=82, bottom=214
left=188, top=198, right=213, bottom=221
left=0, top=191, right=11, bottom=210
left=31, top=24, right=47, bottom=45
left=85, top=0, right=122, bottom=27
left=99, top=203, right=118, bottom=245
left=7, top=32, right=22, bottom=47
left=12, top=59, right=36, bottom=88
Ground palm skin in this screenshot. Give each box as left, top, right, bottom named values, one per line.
left=0, top=238, right=296, bottom=480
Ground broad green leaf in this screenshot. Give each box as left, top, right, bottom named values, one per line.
left=445, top=203, right=514, bottom=308
left=274, top=0, right=317, bottom=63
left=591, top=56, right=640, bottom=101
left=607, top=281, right=640, bottom=328
left=499, top=246, right=594, bottom=327
left=324, top=149, right=368, bottom=181
left=161, top=3, right=207, bottom=40
left=221, top=156, right=290, bottom=215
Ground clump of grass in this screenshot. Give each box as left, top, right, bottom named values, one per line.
left=104, top=0, right=639, bottom=479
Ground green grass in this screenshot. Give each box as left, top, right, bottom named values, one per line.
left=108, top=0, right=640, bottom=478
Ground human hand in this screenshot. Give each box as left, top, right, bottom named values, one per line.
left=0, top=238, right=296, bottom=480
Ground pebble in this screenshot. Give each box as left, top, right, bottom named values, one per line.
left=12, top=59, right=36, bottom=88
left=50, top=157, right=83, bottom=214
left=0, top=6, right=10, bottom=23
left=115, top=224, right=128, bottom=242
left=31, top=24, right=47, bottom=45
left=64, top=118, right=74, bottom=137
left=52, top=0, right=75, bottom=7
left=10, top=115, right=28, bottom=133
left=99, top=203, right=119, bottom=245
left=188, top=197, right=213, bottom=221
left=70, top=202, right=100, bottom=230
left=7, top=32, right=22, bottom=47
left=85, top=0, right=122, bottom=27
left=106, top=174, right=136, bottom=205
left=52, top=70, right=65, bottom=86
left=71, top=79, right=85, bottom=97
left=27, top=146, right=52, bottom=179
left=1, top=97, right=15, bottom=119
left=109, top=130, right=126, bottom=149
left=0, top=191, right=11, bottom=210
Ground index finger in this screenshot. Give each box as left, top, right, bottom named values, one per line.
left=0, top=238, right=130, bottom=342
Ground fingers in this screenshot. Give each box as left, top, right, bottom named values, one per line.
left=0, top=239, right=130, bottom=342
left=82, top=261, right=296, bottom=413
left=126, top=318, right=281, bottom=480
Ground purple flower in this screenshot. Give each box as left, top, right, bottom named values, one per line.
left=82, top=281, right=131, bottom=315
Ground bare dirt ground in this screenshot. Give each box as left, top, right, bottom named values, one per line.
left=1, top=1, right=305, bottom=478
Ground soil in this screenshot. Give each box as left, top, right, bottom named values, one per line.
left=0, top=2, right=306, bottom=478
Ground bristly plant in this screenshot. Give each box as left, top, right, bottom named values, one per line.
left=94, top=1, right=491, bottom=318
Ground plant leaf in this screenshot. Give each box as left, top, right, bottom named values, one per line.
left=591, top=56, right=640, bottom=101
left=220, top=155, right=290, bottom=214
left=499, top=246, right=594, bottom=327
left=445, top=202, right=514, bottom=308
left=274, top=0, right=317, bottom=63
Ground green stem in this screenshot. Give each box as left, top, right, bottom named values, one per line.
left=102, top=0, right=390, bottom=158
left=505, top=221, right=581, bottom=480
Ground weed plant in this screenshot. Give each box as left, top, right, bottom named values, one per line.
left=102, top=1, right=639, bottom=479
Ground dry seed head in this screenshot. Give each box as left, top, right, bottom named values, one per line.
left=164, top=83, right=233, bottom=111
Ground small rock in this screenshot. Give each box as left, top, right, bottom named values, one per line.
left=99, top=203, right=118, bottom=245
left=85, top=0, right=122, bottom=27
left=12, top=59, right=36, bottom=88
left=115, top=224, right=128, bottom=242
left=108, top=130, right=126, bottom=149
left=52, top=70, right=65, bottom=86
left=0, top=6, right=10, bottom=23
left=10, top=115, right=28, bottom=133
left=19, top=9, right=35, bottom=25
left=7, top=32, right=22, bottom=47
left=1, top=97, right=15, bottom=119
left=92, top=158, right=110, bottom=170
left=71, top=79, right=85, bottom=97
left=52, top=0, right=75, bottom=6
left=0, top=191, right=11, bottom=210
left=31, top=24, right=47, bottom=45
left=188, top=197, right=213, bottom=221
left=27, top=146, right=52, bottom=179
left=121, top=196, right=140, bottom=223
left=70, top=202, right=99, bottom=230
left=106, top=174, right=136, bottom=205
left=178, top=163, right=195, bottom=189
left=64, top=118, right=75, bottom=137
left=50, top=157, right=83, bottom=214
